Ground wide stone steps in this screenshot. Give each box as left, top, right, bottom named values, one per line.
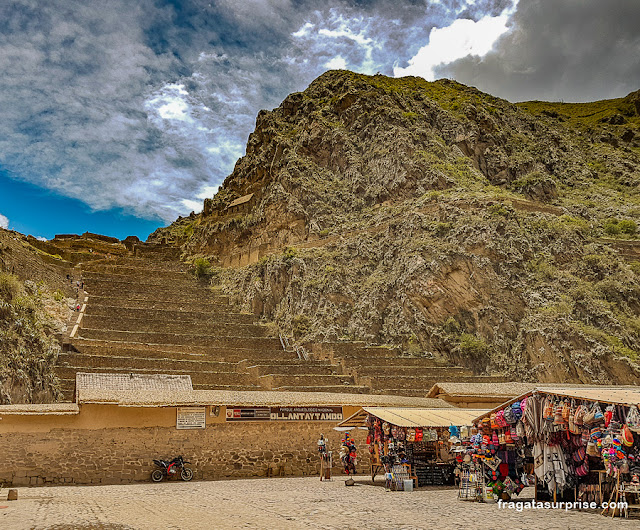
left=376, top=388, right=430, bottom=397
left=68, top=339, right=293, bottom=363
left=328, top=350, right=404, bottom=363
left=245, top=363, right=337, bottom=377
left=82, top=271, right=190, bottom=284
left=328, top=343, right=401, bottom=356
left=86, top=296, right=229, bottom=312
left=366, top=374, right=507, bottom=391
left=85, top=281, right=221, bottom=298
left=58, top=377, right=260, bottom=400
left=352, top=365, right=474, bottom=378
left=55, top=366, right=255, bottom=387
left=272, top=385, right=370, bottom=394
left=82, top=260, right=184, bottom=273
left=81, top=315, right=267, bottom=336
left=77, top=329, right=282, bottom=349
left=338, top=357, right=452, bottom=369
left=258, top=373, right=355, bottom=390
left=84, top=305, right=256, bottom=324
left=84, top=273, right=203, bottom=288
left=57, top=352, right=241, bottom=374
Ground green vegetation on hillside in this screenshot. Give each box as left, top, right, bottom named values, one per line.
left=152, top=70, right=640, bottom=384
left=0, top=272, right=62, bottom=403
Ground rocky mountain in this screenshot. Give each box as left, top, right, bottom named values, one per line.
left=150, top=70, right=640, bottom=385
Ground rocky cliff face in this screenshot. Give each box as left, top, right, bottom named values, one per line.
left=151, top=71, right=640, bottom=384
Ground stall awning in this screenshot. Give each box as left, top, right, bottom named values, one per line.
left=337, top=407, right=489, bottom=429
left=472, top=385, right=640, bottom=423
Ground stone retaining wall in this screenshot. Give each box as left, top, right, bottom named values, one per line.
left=0, top=406, right=366, bottom=487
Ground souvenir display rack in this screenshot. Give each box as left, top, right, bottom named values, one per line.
left=468, top=388, right=640, bottom=516
left=364, top=414, right=474, bottom=489
left=458, top=462, right=485, bottom=501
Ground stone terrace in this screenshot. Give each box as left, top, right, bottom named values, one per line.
left=317, top=342, right=506, bottom=397
left=54, top=238, right=506, bottom=401
left=56, top=242, right=366, bottom=399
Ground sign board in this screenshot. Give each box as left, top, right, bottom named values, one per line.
left=225, top=406, right=343, bottom=422
left=176, top=407, right=206, bottom=429
left=270, top=406, right=343, bottom=421
left=226, top=407, right=270, bottom=421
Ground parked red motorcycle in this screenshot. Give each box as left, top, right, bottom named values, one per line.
left=151, top=456, right=193, bottom=482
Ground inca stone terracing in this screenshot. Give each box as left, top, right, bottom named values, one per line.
left=54, top=236, right=505, bottom=400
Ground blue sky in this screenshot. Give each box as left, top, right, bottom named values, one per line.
left=0, top=0, right=638, bottom=241
left=0, top=169, right=162, bottom=239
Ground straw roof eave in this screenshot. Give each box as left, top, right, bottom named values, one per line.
left=0, top=403, right=79, bottom=415
left=77, top=389, right=454, bottom=409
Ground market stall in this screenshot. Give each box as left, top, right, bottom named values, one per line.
left=468, top=386, right=640, bottom=515
left=337, top=407, right=487, bottom=489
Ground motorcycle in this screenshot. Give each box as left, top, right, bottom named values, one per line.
left=151, top=456, right=194, bottom=482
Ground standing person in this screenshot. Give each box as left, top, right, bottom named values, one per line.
left=318, top=434, right=331, bottom=481
left=340, top=432, right=357, bottom=475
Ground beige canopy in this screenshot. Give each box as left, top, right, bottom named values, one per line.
left=337, top=407, right=488, bottom=429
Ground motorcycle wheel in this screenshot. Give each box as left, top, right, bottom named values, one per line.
left=151, top=469, right=164, bottom=482
left=181, top=467, right=194, bottom=481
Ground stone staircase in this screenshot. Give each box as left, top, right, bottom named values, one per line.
left=318, top=343, right=506, bottom=397
left=53, top=236, right=506, bottom=401
left=55, top=242, right=365, bottom=399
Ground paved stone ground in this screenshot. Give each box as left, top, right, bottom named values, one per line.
left=1, top=477, right=638, bottom=529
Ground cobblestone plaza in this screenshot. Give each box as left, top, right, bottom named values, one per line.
left=2, top=476, right=638, bottom=529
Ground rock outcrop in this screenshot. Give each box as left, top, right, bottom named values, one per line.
left=151, top=70, right=640, bottom=385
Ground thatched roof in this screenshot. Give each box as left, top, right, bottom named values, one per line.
left=0, top=403, right=79, bottom=415
left=426, top=382, right=537, bottom=399
left=226, top=193, right=254, bottom=209
left=77, top=388, right=453, bottom=408
left=76, top=372, right=193, bottom=393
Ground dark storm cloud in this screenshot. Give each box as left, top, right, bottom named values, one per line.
left=436, top=0, right=640, bottom=102
left=0, top=0, right=635, bottom=223
left=0, top=0, right=484, bottom=221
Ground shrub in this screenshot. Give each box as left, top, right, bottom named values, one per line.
left=0, top=272, right=22, bottom=303
left=619, top=220, right=637, bottom=235
left=434, top=222, right=453, bottom=236
left=282, top=247, right=298, bottom=263
left=603, top=218, right=621, bottom=235
left=488, top=203, right=510, bottom=217
left=194, top=258, right=212, bottom=280
left=407, top=333, right=421, bottom=354
left=292, top=314, right=311, bottom=337
left=442, top=316, right=461, bottom=334
left=459, top=333, right=489, bottom=361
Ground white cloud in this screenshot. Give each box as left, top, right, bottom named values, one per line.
left=325, top=55, right=347, bottom=70
left=291, top=10, right=384, bottom=75
left=0, top=213, right=8, bottom=229
left=35, top=236, right=47, bottom=241
left=181, top=198, right=203, bottom=213
left=197, top=185, right=220, bottom=199
left=394, top=7, right=515, bottom=80
left=292, top=22, right=314, bottom=38
left=146, top=84, right=193, bottom=122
